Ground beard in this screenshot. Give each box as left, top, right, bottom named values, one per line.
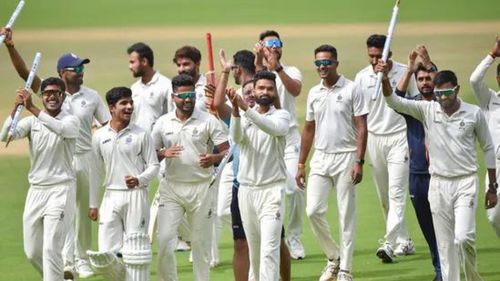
left=256, top=96, right=274, bottom=106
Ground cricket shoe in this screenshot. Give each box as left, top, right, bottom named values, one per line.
left=319, top=258, right=340, bottom=281
left=287, top=236, right=306, bottom=260
left=76, top=259, right=94, bottom=278
left=376, top=241, right=395, bottom=263
left=394, top=239, right=416, bottom=256
left=176, top=237, right=191, bottom=252
left=64, top=264, right=76, bottom=280
left=337, top=271, right=353, bottom=281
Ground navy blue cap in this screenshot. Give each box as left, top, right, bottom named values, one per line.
left=57, top=53, right=90, bottom=72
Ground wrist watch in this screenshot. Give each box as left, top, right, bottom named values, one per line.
left=355, top=159, right=365, bottom=166
left=488, top=182, right=498, bottom=193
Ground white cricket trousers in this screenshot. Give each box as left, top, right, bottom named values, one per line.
left=24, top=183, right=73, bottom=281
left=306, top=151, right=356, bottom=271
left=157, top=179, right=213, bottom=281
left=212, top=161, right=234, bottom=261
left=428, top=174, right=481, bottom=281
left=284, top=127, right=304, bottom=240
left=98, top=188, right=150, bottom=253
left=367, top=131, right=410, bottom=246
left=239, top=181, right=285, bottom=281
left=63, top=151, right=93, bottom=264
left=485, top=158, right=500, bottom=237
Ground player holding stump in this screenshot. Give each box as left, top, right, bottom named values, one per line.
left=1, top=78, right=80, bottom=281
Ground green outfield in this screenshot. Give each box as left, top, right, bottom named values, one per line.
left=0, top=0, right=499, bottom=280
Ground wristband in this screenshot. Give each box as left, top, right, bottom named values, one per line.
left=275, top=65, right=284, bottom=73
left=488, top=182, right=498, bottom=191
left=489, top=52, right=497, bottom=59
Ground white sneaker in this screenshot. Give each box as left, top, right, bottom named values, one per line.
left=319, top=258, right=340, bottom=281
left=176, top=237, right=191, bottom=252
left=76, top=259, right=94, bottom=278
left=189, top=251, right=193, bottom=263
left=376, top=241, right=395, bottom=263
left=209, top=259, right=219, bottom=268
left=337, top=271, right=353, bottom=281
left=287, top=236, right=306, bottom=260
left=394, top=239, right=416, bottom=256
left=63, top=264, right=76, bottom=280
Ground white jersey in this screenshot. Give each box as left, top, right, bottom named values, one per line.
left=306, top=76, right=368, bottom=153
left=275, top=65, right=302, bottom=129
left=195, top=74, right=208, bottom=112
left=230, top=106, right=290, bottom=187
left=355, top=61, right=418, bottom=135
left=385, top=94, right=496, bottom=177
left=63, top=86, right=110, bottom=154
left=131, top=71, right=174, bottom=133
left=470, top=55, right=500, bottom=156
left=151, top=107, right=228, bottom=183
left=90, top=123, right=159, bottom=207
left=1, top=111, right=79, bottom=187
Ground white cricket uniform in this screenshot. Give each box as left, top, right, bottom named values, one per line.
left=231, top=106, right=290, bottom=281
left=275, top=64, right=305, bottom=240
left=131, top=71, right=174, bottom=133
left=62, top=85, right=110, bottom=265
left=470, top=54, right=500, bottom=237
left=305, top=76, right=368, bottom=271
left=152, top=108, right=228, bottom=281
left=195, top=74, right=208, bottom=112
left=1, top=111, right=79, bottom=281
left=91, top=123, right=159, bottom=253
left=385, top=93, right=496, bottom=281
left=354, top=62, right=418, bottom=246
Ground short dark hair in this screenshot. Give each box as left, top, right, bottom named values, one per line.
left=127, top=42, right=154, bottom=67
left=314, top=44, right=338, bottom=60
left=366, top=34, right=386, bottom=49
left=497, top=63, right=500, bottom=76
left=106, top=87, right=132, bottom=106
left=259, top=30, right=280, bottom=41
left=414, top=63, right=438, bottom=77
left=41, top=77, right=66, bottom=92
left=173, top=46, right=201, bottom=64
left=171, top=74, right=195, bottom=92
left=233, top=50, right=256, bottom=75
left=434, top=70, right=458, bottom=87
left=253, top=70, right=276, bottom=86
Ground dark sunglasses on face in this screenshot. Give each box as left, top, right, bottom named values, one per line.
left=41, top=89, right=64, bottom=98
left=263, top=39, right=283, bottom=48
left=314, top=59, right=334, bottom=67
left=173, top=92, right=196, bottom=99
left=64, top=65, right=84, bottom=74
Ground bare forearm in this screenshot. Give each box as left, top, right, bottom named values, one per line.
left=382, top=77, right=393, bottom=97
left=487, top=168, right=497, bottom=185
left=278, top=71, right=301, bottom=97
left=397, top=69, right=413, bottom=94
left=354, top=116, right=368, bottom=161
left=298, top=123, right=315, bottom=165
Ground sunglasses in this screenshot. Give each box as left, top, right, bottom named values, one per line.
left=314, top=59, right=334, bottom=67
left=64, top=65, right=84, bottom=74
left=173, top=92, right=196, bottom=99
left=41, top=89, right=64, bottom=98
left=434, top=86, right=457, bottom=97
left=263, top=39, right=283, bottom=48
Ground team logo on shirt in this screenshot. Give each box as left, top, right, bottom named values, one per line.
left=459, top=120, right=466, bottom=130
left=207, top=208, right=213, bottom=219
left=336, top=95, right=343, bottom=102
left=126, top=135, right=133, bottom=144
left=275, top=210, right=281, bottom=221
left=192, top=128, right=199, bottom=138
left=140, top=218, right=146, bottom=228
left=81, top=100, right=87, bottom=107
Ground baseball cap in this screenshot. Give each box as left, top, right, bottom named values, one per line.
left=57, top=53, right=90, bottom=72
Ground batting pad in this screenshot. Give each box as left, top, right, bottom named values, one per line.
left=122, top=232, right=152, bottom=281
left=87, top=250, right=125, bottom=281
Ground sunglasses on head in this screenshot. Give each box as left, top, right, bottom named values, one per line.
left=263, top=39, right=283, bottom=48
left=434, top=86, right=457, bottom=97
left=41, top=89, right=64, bottom=98
left=314, top=59, right=334, bottom=67
left=64, top=65, right=84, bottom=74
left=173, top=92, right=196, bottom=99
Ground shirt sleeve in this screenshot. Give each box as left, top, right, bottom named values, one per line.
left=470, top=55, right=494, bottom=110
left=352, top=84, right=369, bottom=117
left=230, top=116, right=243, bottom=144
left=90, top=133, right=104, bottom=208
left=284, top=66, right=303, bottom=83
left=151, top=117, right=164, bottom=150
left=94, top=94, right=111, bottom=125
left=243, top=108, right=290, bottom=137
left=209, top=115, right=229, bottom=146
left=384, top=92, right=426, bottom=122
left=0, top=116, right=32, bottom=142
left=475, top=109, right=496, bottom=169
left=137, top=132, right=160, bottom=186
left=38, top=112, right=80, bottom=139
left=305, top=89, right=315, bottom=122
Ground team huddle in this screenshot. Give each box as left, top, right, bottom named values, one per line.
left=0, top=26, right=499, bottom=281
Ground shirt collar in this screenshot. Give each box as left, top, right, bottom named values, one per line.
left=368, top=61, right=401, bottom=78
left=435, top=98, right=467, bottom=115
left=319, top=75, right=346, bottom=91
left=106, top=122, right=133, bottom=134
left=170, top=107, right=203, bottom=122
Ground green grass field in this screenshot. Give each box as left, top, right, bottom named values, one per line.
left=0, top=0, right=499, bottom=280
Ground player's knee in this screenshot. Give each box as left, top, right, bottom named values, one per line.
left=306, top=206, right=324, bottom=220
left=454, top=231, right=474, bottom=249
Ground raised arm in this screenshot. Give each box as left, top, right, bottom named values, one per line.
left=212, top=49, right=233, bottom=120
left=396, top=50, right=418, bottom=97
left=264, top=48, right=302, bottom=97
left=469, top=36, right=499, bottom=109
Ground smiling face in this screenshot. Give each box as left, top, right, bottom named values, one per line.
left=41, top=84, right=65, bottom=114
left=175, top=57, right=199, bottom=79
left=172, top=85, right=196, bottom=114
left=110, top=96, right=134, bottom=122
left=367, top=47, right=383, bottom=69
left=262, top=35, right=282, bottom=60
left=315, top=51, right=338, bottom=80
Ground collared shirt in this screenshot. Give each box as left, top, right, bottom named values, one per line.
left=355, top=61, right=419, bottom=135
left=306, top=75, right=368, bottom=153
left=63, top=86, right=110, bottom=154
left=470, top=55, right=500, bottom=156
left=152, top=107, right=228, bottom=183
left=131, top=71, right=174, bottom=133
left=195, top=74, right=208, bottom=112
left=385, top=94, right=496, bottom=177
left=90, top=123, right=159, bottom=207
left=1, top=111, right=79, bottom=187
left=230, top=106, right=290, bottom=186
left=275, top=64, right=303, bottom=129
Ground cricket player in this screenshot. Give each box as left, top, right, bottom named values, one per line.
left=354, top=34, right=417, bottom=261
left=254, top=30, right=305, bottom=259
left=173, top=45, right=208, bottom=110
left=229, top=70, right=290, bottom=281
left=87, top=86, right=159, bottom=281
left=296, top=45, right=368, bottom=281
left=1, top=27, right=110, bottom=279
left=152, top=74, right=229, bottom=281
left=470, top=36, right=500, bottom=238
left=1, top=78, right=80, bottom=280
left=395, top=47, right=442, bottom=280
left=381, top=65, right=498, bottom=281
